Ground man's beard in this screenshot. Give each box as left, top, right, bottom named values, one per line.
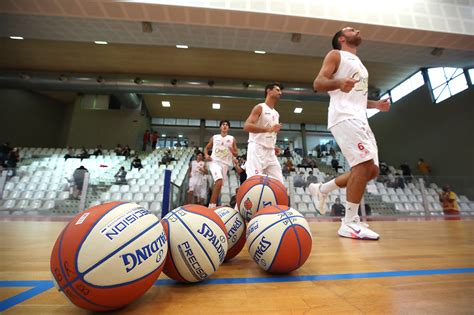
left=345, top=35, right=362, bottom=47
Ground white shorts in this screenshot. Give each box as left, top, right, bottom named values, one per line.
left=209, top=161, right=229, bottom=182
left=188, top=175, right=208, bottom=199
left=330, top=119, right=379, bottom=168
left=245, top=142, right=284, bottom=183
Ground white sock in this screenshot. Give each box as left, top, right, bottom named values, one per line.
left=208, top=203, right=217, bottom=209
left=344, top=202, right=359, bottom=222
left=319, top=179, right=339, bottom=194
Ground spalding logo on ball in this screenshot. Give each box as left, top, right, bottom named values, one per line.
left=50, top=202, right=168, bottom=311
left=236, top=175, right=289, bottom=221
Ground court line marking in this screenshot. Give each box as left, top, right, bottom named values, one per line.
left=1, top=268, right=473, bottom=311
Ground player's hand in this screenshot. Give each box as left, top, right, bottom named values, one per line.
left=269, top=124, right=282, bottom=133
left=339, top=78, right=359, bottom=93
left=376, top=98, right=391, bottom=112
left=274, top=147, right=281, bottom=156
left=205, top=155, right=212, bottom=161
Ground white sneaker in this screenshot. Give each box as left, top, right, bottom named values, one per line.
left=338, top=217, right=379, bottom=240
left=308, top=183, right=328, bottom=215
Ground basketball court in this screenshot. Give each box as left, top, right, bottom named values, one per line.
left=1, top=217, right=473, bottom=314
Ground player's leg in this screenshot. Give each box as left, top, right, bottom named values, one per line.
left=208, top=162, right=224, bottom=208
left=245, top=142, right=265, bottom=179
left=264, top=151, right=285, bottom=184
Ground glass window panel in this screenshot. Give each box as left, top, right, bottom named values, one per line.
left=290, top=123, right=301, bottom=130
left=390, top=85, right=403, bottom=102
left=152, top=118, right=164, bottom=125
left=205, top=120, right=218, bottom=127
left=164, top=118, right=176, bottom=125
left=443, top=67, right=457, bottom=79
left=188, top=119, right=200, bottom=126
left=428, top=67, right=447, bottom=88
left=230, top=120, right=241, bottom=128
left=305, top=124, right=317, bottom=131
left=281, top=123, right=291, bottom=130
left=468, top=69, right=474, bottom=83
left=176, top=119, right=187, bottom=125
left=453, top=68, right=463, bottom=77
left=410, top=71, right=424, bottom=89
left=316, top=125, right=328, bottom=131
left=367, top=108, right=380, bottom=118
left=448, top=74, right=468, bottom=95
left=434, top=85, right=451, bottom=103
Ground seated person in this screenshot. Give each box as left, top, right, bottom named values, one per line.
left=331, top=158, right=341, bottom=172
left=306, top=170, right=318, bottom=186
left=160, top=150, right=176, bottom=165
left=283, top=147, right=292, bottom=157
left=122, top=145, right=131, bottom=159
left=92, top=145, right=103, bottom=156
left=78, top=147, right=89, bottom=160
left=114, top=144, right=123, bottom=156
left=331, top=197, right=345, bottom=216
left=114, top=166, right=127, bottom=184
left=130, top=156, right=143, bottom=171
left=72, top=165, right=88, bottom=198
left=293, top=171, right=306, bottom=189
left=298, top=156, right=312, bottom=168
left=284, top=158, right=295, bottom=172
left=439, top=185, right=460, bottom=217
left=64, top=146, right=75, bottom=160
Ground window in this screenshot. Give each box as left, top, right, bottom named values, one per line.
left=428, top=67, right=468, bottom=103
left=367, top=93, right=389, bottom=119
left=390, top=71, right=424, bottom=103
left=468, top=68, right=474, bottom=85
left=205, top=120, right=218, bottom=127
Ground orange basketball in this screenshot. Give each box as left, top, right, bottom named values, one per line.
left=246, top=205, right=312, bottom=274
left=236, top=175, right=289, bottom=221
left=50, top=202, right=168, bottom=311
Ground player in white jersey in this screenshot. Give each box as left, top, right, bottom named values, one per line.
left=204, top=120, right=238, bottom=209
left=243, top=82, right=284, bottom=184
left=310, top=27, right=390, bottom=240
left=187, top=151, right=208, bottom=205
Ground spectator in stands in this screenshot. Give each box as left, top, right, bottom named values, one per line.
left=329, top=147, right=336, bottom=158
left=417, top=158, right=431, bottom=186
left=282, top=164, right=291, bottom=178
left=114, top=144, right=123, bottom=156
left=400, top=161, right=412, bottom=183
left=114, top=166, right=127, bottom=185
left=175, top=140, right=183, bottom=147
left=331, top=197, right=345, bottom=216
left=283, top=147, right=292, bottom=157
left=331, top=157, right=341, bottom=172
left=307, top=154, right=317, bottom=168
left=377, top=160, right=390, bottom=183
left=387, top=172, right=405, bottom=189
left=72, top=165, right=88, bottom=198
left=306, top=170, right=318, bottom=186
left=0, top=142, right=11, bottom=167
left=151, top=131, right=159, bottom=150
left=234, top=155, right=247, bottom=185
left=298, top=156, right=312, bottom=168
left=64, top=146, right=75, bottom=160
left=284, top=158, right=295, bottom=172
left=130, top=155, right=143, bottom=171
left=315, top=144, right=322, bottom=158
left=92, top=145, right=103, bottom=156
left=122, top=145, right=131, bottom=159
left=5, top=147, right=20, bottom=177
left=293, top=171, right=306, bottom=189
left=358, top=204, right=372, bottom=216
left=439, top=185, right=460, bottom=218
left=160, top=150, right=175, bottom=166
left=78, top=147, right=89, bottom=161
left=142, top=130, right=151, bottom=151
left=188, top=151, right=208, bottom=205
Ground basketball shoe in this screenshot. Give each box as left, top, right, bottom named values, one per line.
left=308, top=183, right=328, bottom=215
left=338, top=216, right=379, bottom=240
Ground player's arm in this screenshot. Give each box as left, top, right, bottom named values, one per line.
left=368, top=98, right=390, bottom=112
left=204, top=137, right=213, bottom=161
left=230, top=138, right=238, bottom=157
left=243, top=105, right=281, bottom=133
left=314, top=50, right=358, bottom=93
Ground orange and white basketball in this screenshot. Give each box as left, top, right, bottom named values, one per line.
left=236, top=175, right=289, bottom=221
left=161, top=204, right=228, bottom=282
left=214, top=206, right=246, bottom=260
left=246, top=205, right=312, bottom=274
left=50, top=202, right=167, bottom=311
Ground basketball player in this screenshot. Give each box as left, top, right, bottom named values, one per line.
left=187, top=151, right=208, bottom=205
left=310, top=27, right=390, bottom=240
left=205, top=120, right=238, bottom=209
left=243, top=82, right=284, bottom=184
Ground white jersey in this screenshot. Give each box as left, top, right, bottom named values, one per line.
left=190, top=160, right=206, bottom=177
left=211, top=134, right=234, bottom=166
left=248, top=103, right=279, bottom=149
left=327, top=50, right=369, bottom=129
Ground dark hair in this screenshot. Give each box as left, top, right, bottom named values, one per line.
left=264, top=82, right=284, bottom=97
left=332, top=30, right=344, bottom=50
left=219, top=120, right=230, bottom=127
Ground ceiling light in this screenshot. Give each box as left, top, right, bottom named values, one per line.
left=178, top=135, right=183, bottom=138
left=10, top=36, right=24, bottom=40
left=294, top=107, right=303, bottom=113
left=94, top=41, right=108, bottom=45
left=284, top=138, right=289, bottom=142
left=212, top=103, right=220, bottom=109
left=161, top=134, right=166, bottom=137
left=162, top=101, right=171, bottom=107
left=176, top=45, right=188, bottom=49
left=254, top=50, right=266, bottom=54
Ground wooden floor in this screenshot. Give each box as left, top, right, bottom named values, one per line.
left=1, top=218, right=474, bottom=314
